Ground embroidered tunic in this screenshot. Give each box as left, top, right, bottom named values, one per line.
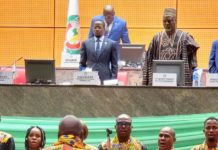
left=142, top=30, right=199, bottom=86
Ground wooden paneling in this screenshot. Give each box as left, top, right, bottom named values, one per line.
left=0, top=0, right=54, bottom=27
left=55, top=0, right=176, bottom=28
left=181, top=29, right=218, bottom=69
left=0, top=28, right=54, bottom=66
left=177, top=0, right=218, bottom=28
left=128, top=28, right=161, bottom=48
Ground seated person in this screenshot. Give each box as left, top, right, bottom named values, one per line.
left=0, top=130, right=15, bottom=150
left=25, top=126, right=46, bottom=150
left=43, top=115, right=84, bottom=150
left=98, top=114, right=147, bottom=150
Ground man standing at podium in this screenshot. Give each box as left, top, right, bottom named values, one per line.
left=88, top=5, right=130, bottom=49
left=80, top=20, right=118, bottom=84
left=142, top=8, right=199, bottom=86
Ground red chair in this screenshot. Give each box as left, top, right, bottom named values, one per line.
left=117, top=71, right=128, bottom=85
left=13, top=68, right=26, bottom=84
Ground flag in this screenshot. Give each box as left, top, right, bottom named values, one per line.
left=61, top=0, right=81, bottom=67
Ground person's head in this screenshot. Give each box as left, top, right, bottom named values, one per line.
left=103, top=5, right=115, bottom=25
left=81, top=122, right=88, bottom=141
left=163, top=8, right=177, bottom=35
left=93, top=20, right=105, bottom=38
left=158, top=127, right=176, bottom=150
left=115, top=114, right=132, bottom=142
left=25, top=126, right=46, bottom=150
left=58, top=115, right=83, bottom=138
left=203, top=117, right=218, bottom=144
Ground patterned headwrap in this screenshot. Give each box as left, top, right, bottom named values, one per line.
left=0, top=131, right=12, bottom=143
left=54, top=134, right=84, bottom=149
left=164, top=8, right=176, bottom=17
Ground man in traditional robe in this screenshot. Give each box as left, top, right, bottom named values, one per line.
left=142, top=8, right=199, bottom=86
left=98, top=114, right=147, bottom=150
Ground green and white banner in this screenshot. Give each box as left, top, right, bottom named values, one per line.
left=61, top=0, right=81, bottom=67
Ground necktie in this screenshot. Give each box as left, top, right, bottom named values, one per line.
left=105, top=23, right=110, bottom=36
left=96, top=38, right=101, bottom=57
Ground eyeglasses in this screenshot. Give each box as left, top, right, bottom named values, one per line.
left=116, top=122, right=131, bottom=126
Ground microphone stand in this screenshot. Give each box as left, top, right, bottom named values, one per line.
left=106, top=128, right=112, bottom=149
left=10, top=57, right=23, bottom=81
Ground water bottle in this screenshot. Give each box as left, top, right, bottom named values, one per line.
left=192, top=68, right=199, bottom=87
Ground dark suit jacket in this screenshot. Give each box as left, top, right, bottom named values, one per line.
left=80, top=37, right=118, bottom=83
left=209, top=40, right=218, bottom=73
left=88, top=15, right=130, bottom=47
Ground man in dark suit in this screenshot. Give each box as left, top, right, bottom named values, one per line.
left=88, top=5, right=130, bottom=48
left=80, top=20, right=118, bottom=84
left=209, top=40, right=218, bottom=73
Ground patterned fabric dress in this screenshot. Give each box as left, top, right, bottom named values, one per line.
left=142, top=29, right=199, bottom=86
left=84, top=144, right=98, bottom=150
left=100, top=135, right=144, bottom=150
left=0, top=131, right=15, bottom=150
left=191, top=142, right=218, bottom=150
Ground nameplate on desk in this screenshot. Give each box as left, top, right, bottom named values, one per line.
left=0, top=71, right=13, bottom=84
left=152, top=73, right=177, bottom=87
left=72, top=71, right=100, bottom=85
left=206, top=73, right=218, bottom=87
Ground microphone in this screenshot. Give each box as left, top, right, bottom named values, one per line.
left=106, top=128, right=112, bottom=149
left=10, top=57, right=23, bottom=66
left=15, top=57, right=23, bottom=63
left=11, top=57, right=23, bottom=72
left=106, top=128, right=112, bottom=137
